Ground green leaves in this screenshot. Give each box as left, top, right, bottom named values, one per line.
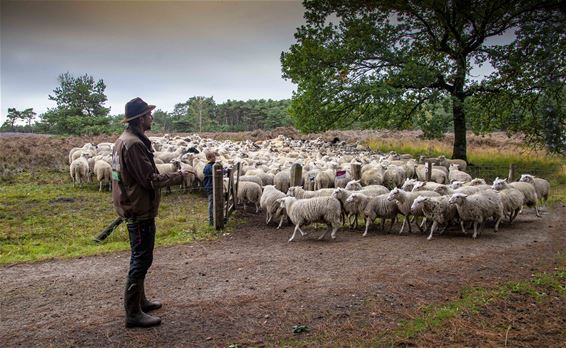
left=281, top=0, right=565, bottom=158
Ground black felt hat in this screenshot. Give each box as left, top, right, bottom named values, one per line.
left=122, top=97, right=156, bottom=123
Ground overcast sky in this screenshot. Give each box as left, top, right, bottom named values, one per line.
left=0, top=0, right=305, bottom=124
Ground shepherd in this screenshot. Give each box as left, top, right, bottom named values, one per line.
left=111, top=97, right=195, bottom=328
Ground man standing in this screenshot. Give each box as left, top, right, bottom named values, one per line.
left=111, top=97, right=193, bottom=328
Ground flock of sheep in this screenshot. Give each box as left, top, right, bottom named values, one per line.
left=68, top=134, right=550, bottom=242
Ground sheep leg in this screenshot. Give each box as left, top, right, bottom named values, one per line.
left=266, top=212, right=272, bottom=224
left=494, top=216, right=502, bottom=232
left=318, top=224, right=330, bottom=240
left=472, top=222, right=479, bottom=239
left=99, top=181, right=103, bottom=192
left=399, top=216, right=408, bottom=234
left=363, top=218, right=371, bottom=237
left=330, top=225, right=338, bottom=240
left=288, top=225, right=301, bottom=242
left=256, top=203, right=260, bottom=214
left=277, top=216, right=285, bottom=229
left=460, top=221, right=467, bottom=235
left=535, top=204, right=541, bottom=218
left=427, top=221, right=438, bottom=241
left=389, top=218, right=396, bottom=234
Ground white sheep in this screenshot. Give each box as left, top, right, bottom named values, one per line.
left=448, top=190, right=504, bottom=239
left=237, top=181, right=263, bottom=213
left=387, top=188, right=440, bottom=234
left=519, top=174, right=550, bottom=207
left=287, top=186, right=334, bottom=199
left=334, top=170, right=352, bottom=188
left=360, top=167, right=384, bottom=186
left=314, top=169, right=335, bottom=190
left=69, top=154, right=90, bottom=188
left=93, top=159, right=112, bottom=192
left=411, top=196, right=458, bottom=240
left=332, top=188, right=367, bottom=229
left=276, top=196, right=342, bottom=242
left=491, top=180, right=525, bottom=223
left=438, top=155, right=467, bottom=171
left=493, top=177, right=540, bottom=217
left=260, top=185, right=287, bottom=227
left=382, top=165, right=406, bottom=189
left=156, top=159, right=182, bottom=193
left=239, top=175, right=264, bottom=188
left=448, top=164, right=472, bottom=183
left=274, top=170, right=291, bottom=194
left=424, top=165, right=447, bottom=184
left=345, top=179, right=363, bottom=191
left=354, top=193, right=399, bottom=236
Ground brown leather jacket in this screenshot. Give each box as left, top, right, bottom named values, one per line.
left=111, top=129, right=182, bottom=220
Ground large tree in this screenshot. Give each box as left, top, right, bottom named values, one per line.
left=41, top=72, right=110, bottom=135
left=281, top=0, right=564, bottom=160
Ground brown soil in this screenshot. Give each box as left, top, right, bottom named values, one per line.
left=1, top=204, right=564, bottom=347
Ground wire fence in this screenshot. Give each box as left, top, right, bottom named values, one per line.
left=466, top=164, right=559, bottom=184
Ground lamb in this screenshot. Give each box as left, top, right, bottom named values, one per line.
left=411, top=196, right=458, bottom=240
left=519, top=174, right=550, bottom=207
left=387, top=188, right=440, bottom=234
left=156, top=159, right=182, bottom=193
left=352, top=193, right=399, bottom=236
left=448, top=191, right=504, bottom=239
left=69, top=154, right=90, bottom=188
left=93, top=159, right=112, bottom=192
left=492, top=177, right=540, bottom=217
left=237, top=181, right=263, bottom=213
left=260, top=185, right=287, bottom=227
left=448, top=164, right=472, bottom=183
left=490, top=180, right=525, bottom=223
left=276, top=196, right=342, bottom=242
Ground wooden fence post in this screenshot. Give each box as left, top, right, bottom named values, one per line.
left=351, top=162, right=362, bottom=181
left=212, top=162, right=224, bottom=230
left=426, top=161, right=432, bottom=182
left=508, top=163, right=515, bottom=182
left=290, top=163, right=303, bottom=188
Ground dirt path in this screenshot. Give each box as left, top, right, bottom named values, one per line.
left=1, top=205, right=564, bottom=347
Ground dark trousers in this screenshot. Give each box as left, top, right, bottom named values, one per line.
left=207, top=193, right=214, bottom=225
left=127, top=219, right=156, bottom=281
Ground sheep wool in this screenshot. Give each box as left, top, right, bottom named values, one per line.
left=277, top=196, right=342, bottom=242
left=448, top=190, right=503, bottom=239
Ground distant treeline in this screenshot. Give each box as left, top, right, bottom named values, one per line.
left=0, top=73, right=293, bottom=136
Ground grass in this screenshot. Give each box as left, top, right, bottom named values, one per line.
left=0, top=171, right=220, bottom=265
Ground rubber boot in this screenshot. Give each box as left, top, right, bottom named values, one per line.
left=140, top=278, right=162, bottom=312
left=124, top=278, right=161, bottom=328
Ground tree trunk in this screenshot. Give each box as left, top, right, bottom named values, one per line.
left=452, top=93, right=467, bottom=162
left=451, top=58, right=468, bottom=162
